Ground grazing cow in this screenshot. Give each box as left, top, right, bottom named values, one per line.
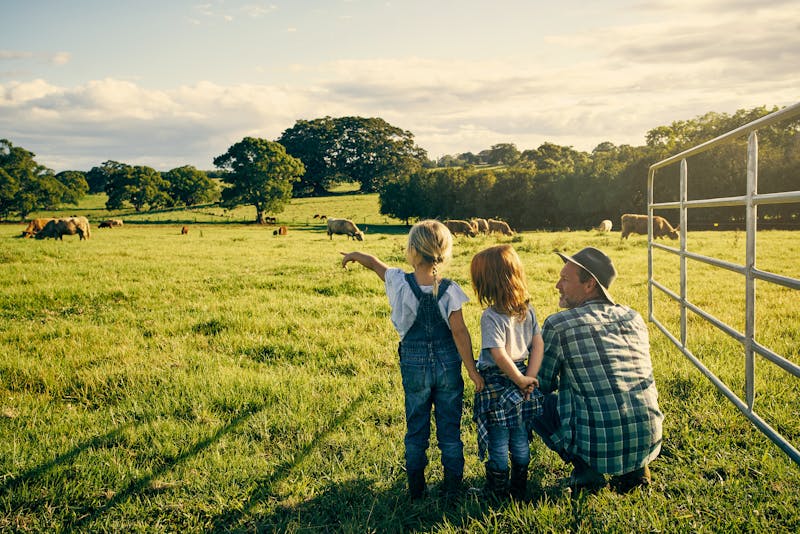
left=487, top=219, right=514, bottom=236
left=327, top=218, right=364, bottom=241
left=273, top=225, right=288, bottom=236
left=472, top=218, right=489, bottom=235
left=99, top=219, right=124, bottom=228
left=313, top=214, right=328, bottom=220
left=181, top=226, right=189, bottom=235
left=444, top=219, right=478, bottom=237
left=620, top=214, right=679, bottom=240
left=265, top=216, right=277, bottom=224
left=596, top=219, right=613, bottom=232
left=36, top=217, right=91, bottom=240
left=21, top=218, right=55, bottom=238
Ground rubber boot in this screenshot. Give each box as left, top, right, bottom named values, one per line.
left=408, top=469, right=425, bottom=500
left=569, top=457, right=605, bottom=492
left=484, top=463, right=509, bottom=500
left=509, top=462, right=528, bottom=500
left=610, top=464, right=651, bottom=493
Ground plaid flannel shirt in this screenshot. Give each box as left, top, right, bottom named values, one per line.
left=473, top=362, right=543, bottom=461
left=538, top=300, right=664, bottom=475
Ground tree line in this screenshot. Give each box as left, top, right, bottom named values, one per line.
left=2, top=106, right=797, bottom=228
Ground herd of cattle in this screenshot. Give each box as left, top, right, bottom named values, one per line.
left=19, top=213, right=681, bottom=241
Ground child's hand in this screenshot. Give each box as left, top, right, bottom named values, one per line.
left=515, top=375, right=536, bottom=394
left=469, top=370, right=485, bottom=393
left=522, top=375, right=539, bottom=400
left=340, top=252, right=356, bottom=268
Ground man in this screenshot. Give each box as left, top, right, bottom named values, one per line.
left=532, top=247, right=663, bottom=492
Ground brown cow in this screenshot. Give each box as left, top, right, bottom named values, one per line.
left=488, top=219, right=514, bottom=236
left=181, top=226, right=189, bottom=235
left=36, top=217, right=91, bottom=240
left=273, top=225, right=288, bottom=236
left=444, top=219, right=477, bottom=237
left=99, top=219, right=123, bottom=228
left=21, top=218, right=55, bottom=238
left=471, top=218, right=489, bottom=235
left=327, top=218, right=364, bottom=240
left=620, top=214, right=679, bottom=240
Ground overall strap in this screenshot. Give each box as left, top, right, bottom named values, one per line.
left=404, top=272, right=452, bottom=302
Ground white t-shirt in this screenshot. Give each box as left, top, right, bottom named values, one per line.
left=477, top=305, right=541, bottom=368
left=384, top=267, right=470, bottom=339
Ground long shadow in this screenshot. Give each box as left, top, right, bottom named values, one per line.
left=68, top=405, right=263, bottom=531
left=208, top=392, right=370, bottom=531
left=238, top=469, right=571, bottom=532
left=0, top=421, right=140, bottom=497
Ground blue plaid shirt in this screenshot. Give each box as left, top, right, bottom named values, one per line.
left=473, top=362, right=543, bottom=461
left=538, top=300, right=663, bottom=475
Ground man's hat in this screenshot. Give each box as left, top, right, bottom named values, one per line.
left=556, top=247, right=617, bottom=304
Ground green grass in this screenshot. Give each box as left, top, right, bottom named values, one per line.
left=1, top=196, right=798, bottom=532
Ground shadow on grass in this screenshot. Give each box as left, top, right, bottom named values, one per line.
left=0, top=421, right=140, bottom=498
left=230, top=469, right=571, bottom=533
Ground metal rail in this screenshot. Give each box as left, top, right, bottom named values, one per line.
left=647, top=102, right=800, bottom=465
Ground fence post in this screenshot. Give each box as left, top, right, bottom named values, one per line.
left=745, top=131, right=758, bottom=411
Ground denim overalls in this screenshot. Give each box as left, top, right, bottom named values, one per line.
left=399, top=273, right=465, bottom=478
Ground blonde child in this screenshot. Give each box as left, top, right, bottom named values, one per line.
left=341, top=219, right=484, bottom=499
left=470, top=244, right=543, bottom=500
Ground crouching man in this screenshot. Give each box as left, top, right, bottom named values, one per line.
left=532, top=247, right=663, bottom=493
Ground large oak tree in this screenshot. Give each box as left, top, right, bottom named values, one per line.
left=278, top=116, right=427, bottom=195
left=213, top=137, right=305, bottom=224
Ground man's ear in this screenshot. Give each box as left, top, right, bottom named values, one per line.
left=584, top=276, right=599, bottom=296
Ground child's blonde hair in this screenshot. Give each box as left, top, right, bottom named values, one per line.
left=470, top=244, right=529, bottom=320
left=407, top=219, right=453, bottom=297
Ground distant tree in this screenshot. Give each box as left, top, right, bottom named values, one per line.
left=85, top=165, right=111, bottom=193
left=213, top=137, right=305, bottom=224
left=379, top=173, right=422, bottom=225
left=55, top=170, right=89, bottom=205
left=0, top=138, right=71, bottom=219
left=278, top=116, right=427, bottom=195
left=163, top=165, right=220, bottom=206
left=104, top=162, right=171, bottom=212
left=276, top=118, right=339, bottom=196
left=102, top=161, right=134, bottom=210
left=487, top=143, right=521, bottom=166
left=0, top=167, right=15, bottom=219
left=128, top=166, right=171, bottom=211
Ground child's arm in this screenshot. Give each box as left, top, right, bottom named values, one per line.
left=340, top=251, right=389, bottom=281
left=525, top=333, right=544, bottom=388
left=449, top=309, right=484, bottom=392
left=489, top=347, right=536, bottom=393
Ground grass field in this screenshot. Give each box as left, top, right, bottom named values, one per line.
left=1, top=194, right=798, bottom=532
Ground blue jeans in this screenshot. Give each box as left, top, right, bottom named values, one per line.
left=486, top=416, right=530, bottom=471
left=530, top=392, right=574, bottom=463
left=400, top=342, right=465, bottom=476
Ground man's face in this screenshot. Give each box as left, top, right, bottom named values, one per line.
left=556, top=261, right=594, bottom=309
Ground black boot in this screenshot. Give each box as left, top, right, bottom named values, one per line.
left=509, top=462, right=528, bottom=500
left=569, top=457, right=605, bottom=492
left=484, top=463, right=509, bottom=500
left=442, top=470, right=463, bottom=499
left=408, top=469, right=425, bottom=500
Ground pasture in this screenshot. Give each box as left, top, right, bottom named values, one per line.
left=1, top=194, right=798, bottom=532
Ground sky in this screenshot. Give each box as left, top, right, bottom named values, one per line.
left=1, top=0, right=798, bottom=172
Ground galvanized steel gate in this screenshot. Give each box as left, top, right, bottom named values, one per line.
left=647, top=102, right=800, bottom=465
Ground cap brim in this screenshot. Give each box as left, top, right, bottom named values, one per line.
left=556, top=252, right=615, bottom=305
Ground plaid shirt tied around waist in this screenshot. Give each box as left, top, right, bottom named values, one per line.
left=473, top=361, right=543, bottom=461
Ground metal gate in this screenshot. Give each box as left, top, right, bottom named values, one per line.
left=647, top=102, right=800, bottom=464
